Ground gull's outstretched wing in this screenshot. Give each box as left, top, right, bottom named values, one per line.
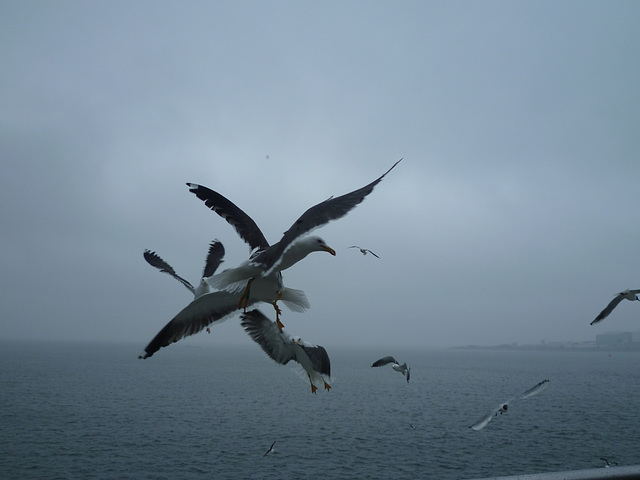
left=139, top=291, right=251, bottom=359
left=202, top=240, right=225, bottom=278
left=592, top=293, right=626, bottom=325
left=371, top=356, right=398, bottom=367
left=186, top=183, right=270, bottom=253
left=470, top=403, right=505, bottom=431
left=240, top=309, right=297, bottom=366
left=263, top=440, right=276, bottom=457
left=516, top=379, right=549, bottom=400
left=143, top=250, right=195, bottom=294
left=254, top=159, right=402, bottom=275
left=298, top=343, right=331, bottom=377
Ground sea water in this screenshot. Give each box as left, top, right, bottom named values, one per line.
left=1, top=340, right=638, bottom=479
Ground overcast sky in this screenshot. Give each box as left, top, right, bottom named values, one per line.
left=2, top=1, right=639, bottom=351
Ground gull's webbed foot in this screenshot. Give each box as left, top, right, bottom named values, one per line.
left=323, top=380, right=331, bottom=391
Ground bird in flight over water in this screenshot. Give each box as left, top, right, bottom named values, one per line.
left=371, top=356, right=410, bottom=382
left=591, top=289, right=640, bottom=325
left=348, top=245, right=380, bottom=258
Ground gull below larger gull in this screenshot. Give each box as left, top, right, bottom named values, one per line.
left=187, top=158, right=401, bottom=329
left=469, top=379, right=550, bottom=431
left=591, top=288, right=640, bottom=325
left=240, top=309, right=332, bottom=393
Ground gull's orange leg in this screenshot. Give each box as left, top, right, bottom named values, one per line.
left=308, top=373, right=317, bottom=394
left=238, top=278, right=254, bottom=311
left=323, top=380, right=332, bottom=391
left=272, top=292, right=284, bottom=331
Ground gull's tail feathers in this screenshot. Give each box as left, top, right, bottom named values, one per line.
left=279, top=287, right=310, bottom=312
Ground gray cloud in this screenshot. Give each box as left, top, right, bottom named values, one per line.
left=1, top=1, right=639, bottom=350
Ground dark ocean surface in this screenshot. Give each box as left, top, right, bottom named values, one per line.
left=1, top=340, right=638, bottom=479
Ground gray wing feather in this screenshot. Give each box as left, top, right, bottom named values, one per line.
left=139, top=291, right=250, bottom=359
left=516, top=379, right=549, bottom=400
left=591, top=294, right=625, bottom=325
left=202, top=240, right=225, bottom=278
left=255, top=159, right=401, bottom=274
left=371, top=355, right=397, bottom=367
left=186, top=183, right=270, bottom=253
left=299, top=344, right=331, bottom=377
left=240, top=309, right=296, bottom=366
left=143, top=250, right=195, bottom=294
left=470, top=408, right=499, bottom=431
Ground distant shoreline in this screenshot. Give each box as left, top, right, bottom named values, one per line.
left=450, top=343, right=640, bottom=352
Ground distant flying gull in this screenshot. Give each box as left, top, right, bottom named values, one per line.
left=469, top=379, right=549, bottom=431
left=240, top=309, right=332, bottom=393
left=187, top=158, right=401, bottom=328
left=263, top=440, right=276, bottom=457
left=601, top=457, right=618, bottom=468
left=348, top=246, right=380, bottom=258
left=143, top=240, right=225, bottom=298
left=591, top=289, right=640, bottom=325
left=371, top=356, right=410, bottom=382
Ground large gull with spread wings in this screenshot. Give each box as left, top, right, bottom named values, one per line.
left=187, top=158, right=401, bottom=329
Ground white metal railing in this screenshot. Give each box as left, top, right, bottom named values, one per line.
left=467, top=464, right=640, bottom=480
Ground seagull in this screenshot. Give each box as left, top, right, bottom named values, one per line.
left=348, top=246, right=379, bottom=258
left=138, top=268, right=310, bottom=358
left=469, top=379, right=549, bottom=431
left=240, top=309, right=332, bottom=393
left=263, top=440, right=276, bottom=457
left=143, top=240, right=225, bottom=298
left=204, top=237, right=327, bottom=330
left=371, top=356, right=410, bottom=382
left=591, top=289, right=640, bottom=325
left=187, top=159, right=401, bottom=329
left=600, top=457, right=618, bottom=468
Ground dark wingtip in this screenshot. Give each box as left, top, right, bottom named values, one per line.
left=382, top=158, right=402, bottom=177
